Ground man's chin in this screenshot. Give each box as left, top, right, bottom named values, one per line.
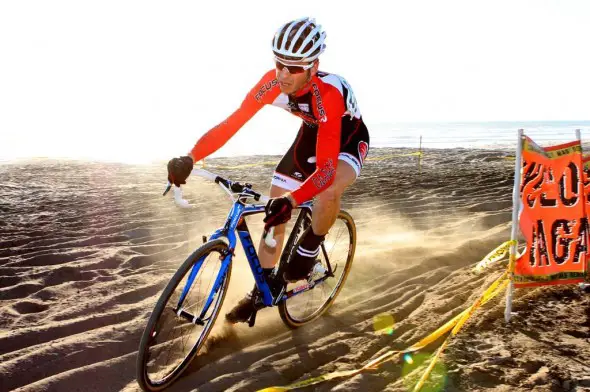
left=279, top=85, right=294, bottom=94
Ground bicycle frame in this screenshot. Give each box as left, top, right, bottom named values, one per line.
left=176, top=195, right=315, bottom=324
left=138, top=169, right=354, bottom=392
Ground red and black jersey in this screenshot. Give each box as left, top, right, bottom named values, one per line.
left=190, top=69, right=361, bottom=205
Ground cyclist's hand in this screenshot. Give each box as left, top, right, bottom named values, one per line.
left=263, top=196, right=293, bottom=230
left=167, top=155, right=194, bottom=187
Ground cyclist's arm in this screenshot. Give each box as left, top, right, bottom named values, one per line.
left=189, top=70, right=277, bottom=162
left=290, top=86, right=345, bottom=205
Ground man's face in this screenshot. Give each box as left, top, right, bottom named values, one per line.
left=275, top=60, right=318, bottom=95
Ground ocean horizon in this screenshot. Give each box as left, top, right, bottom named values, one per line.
left=370, top=120, right=590, bottom=150
left=2, top=120, right=589, bottom=164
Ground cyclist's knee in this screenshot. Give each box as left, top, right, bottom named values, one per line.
left=318, top=186, right=341, bottom=204
left=318, top=162, right=356, bottom=203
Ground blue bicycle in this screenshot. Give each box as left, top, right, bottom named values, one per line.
left=136, top=169, right=356, bottom=391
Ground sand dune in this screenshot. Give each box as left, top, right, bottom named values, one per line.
left=1, top=148, right=588, bottom=392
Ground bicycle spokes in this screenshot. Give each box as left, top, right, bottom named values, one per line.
left=141, top=244, right=229, bottom=387
left=278, top=212, right=356, bottom=327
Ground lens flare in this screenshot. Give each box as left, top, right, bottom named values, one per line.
left=402, top=352, right=447, bottom=392
left=403, top=353, right=414, bottom=364
left=373, top=313, right=395, bottom=335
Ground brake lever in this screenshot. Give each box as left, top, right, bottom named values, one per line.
left=163, top=183, right=172, bottom=196
left=263, top=226, right=277, bottom=248
left=164, top=182, right=192, bottom=208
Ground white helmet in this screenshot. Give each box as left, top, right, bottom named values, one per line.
left=272, top=17, right=326, bottom=64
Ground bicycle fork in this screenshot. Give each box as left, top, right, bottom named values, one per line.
left=174, top=247, right=232, bottom=325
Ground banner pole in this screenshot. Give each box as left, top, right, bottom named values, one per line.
left=575, top=128, right=590, bottom=291
left=505, top=128, right=523, bottom=323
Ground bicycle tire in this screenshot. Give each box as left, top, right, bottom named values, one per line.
left=278, top=210, right=356, bottom=329
left=136, top=239, right=231, bottom=391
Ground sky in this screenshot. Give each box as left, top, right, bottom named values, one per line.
left=1, top=0, right=589, bottom=162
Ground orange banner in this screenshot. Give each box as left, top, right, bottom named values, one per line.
left=514, top=137, right=588, bottom=288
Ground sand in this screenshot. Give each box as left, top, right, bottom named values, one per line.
left=1, top=147, right=589, bottom=392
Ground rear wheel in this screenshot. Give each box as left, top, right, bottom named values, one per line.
left=136, top=239, right=231, bottom=391
left=278, top=211, right=356, bottom=329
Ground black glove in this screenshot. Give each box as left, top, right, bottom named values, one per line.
left=167, top=156, right=194, bottom=187
left=263, top=196, right=293, bottom=231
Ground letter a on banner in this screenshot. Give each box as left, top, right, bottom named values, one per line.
left=514, top=136, right=588, bottom=288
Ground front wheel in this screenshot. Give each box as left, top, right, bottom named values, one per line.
left=278, top=210, right=356, bottom=329
left=136, top=239, right=231, bottom=391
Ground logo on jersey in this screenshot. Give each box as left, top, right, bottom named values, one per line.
left=358, top=141, right=369, bottom=164
left=287, top=101, right=299, bottom=112
left=286, top=100, right=316, bottom=125
left=254, top=79, right=278, bottom=102
left=293, top=171, right=304, bottom=180
left=312, top=158, right=335, bottom=189
left=311, top=83, right=327, bottom=122
left=272, top=174, right=287, bottom=183
left=298, top=103, right=310, bottom=112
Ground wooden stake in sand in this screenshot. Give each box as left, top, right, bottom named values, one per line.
left=419, top=135, right=422, bottom=175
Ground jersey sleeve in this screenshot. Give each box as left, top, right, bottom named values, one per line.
left=290, top=83, right=346, bottom=205
left=190, top=70, right=278, bottom=162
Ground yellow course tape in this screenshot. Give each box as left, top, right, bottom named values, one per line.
left=258, top=264, right=510, bottom=392
left=397, top=151, right=423, bottom=158
left=473, top=240, right=516, bottom=273
left=365, top=151, right=423, bottom=162
left=257, top=350, right=400, bottom=392
left=413, top=272, right=508, bottom=391
left=203, top=160, right=279, bottom=170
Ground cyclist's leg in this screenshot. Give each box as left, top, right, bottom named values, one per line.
left=284, top=118, right=369, bottom=281
left=311, top=161, right=357, bottom=235
left=226, top=125, right=313, bottom=323
left=313, top=117, right=369, bottom=233
left=260, top=164, right=356, bottom=268
left=226, top=185, right=289, bottom=324
left=282, top=161, right=356, bottom=282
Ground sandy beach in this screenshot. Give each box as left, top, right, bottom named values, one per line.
left=1, top=147, right=589, bottom=392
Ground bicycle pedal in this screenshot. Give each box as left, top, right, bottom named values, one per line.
left=309, top=262, right=327, bottom=280
left=248, top=309, right=258, bottom=327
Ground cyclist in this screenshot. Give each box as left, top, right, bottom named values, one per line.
left=167, top=17, right=370, bottom=324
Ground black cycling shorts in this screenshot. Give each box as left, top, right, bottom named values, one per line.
left=272, top=116, right=370, bottom=191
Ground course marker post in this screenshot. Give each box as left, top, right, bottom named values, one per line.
left=505, top=128, right=524, bottom=322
